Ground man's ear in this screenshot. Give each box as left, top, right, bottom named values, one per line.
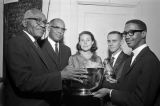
left=141, top=31, right=147, bottom=38
left=120, top=38, right=124, bottom=46
left=22, top=19, right=27, bottom=27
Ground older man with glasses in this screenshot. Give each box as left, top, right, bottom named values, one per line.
left=5, top=8, right=86, bottom=106
left=93, top=19, right=160, bottom=106
left=5, top=8, right=52, bottom=106
left=40, top=18, right=88, bottom=106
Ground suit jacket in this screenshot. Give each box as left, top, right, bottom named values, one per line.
left=5, top=31, right=64, bottom=106
left=102, top=52, right=129, bottom=90
left=102, top=52, right=129, bottom=106
left=41, top=38, right=71, bottom=72
left=112, top=52, right=129, bottom=80
left=41, top=38, right=71, bottom=104
left=110, top=47, right=160, bottom=106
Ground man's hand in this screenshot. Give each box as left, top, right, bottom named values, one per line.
left=61, top=67, right=88, bottom=83
left=92, top=88, right=111, bottom=98
left=105, top=75, right=117, bottom=83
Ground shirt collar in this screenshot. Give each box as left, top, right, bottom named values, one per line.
left=48, top=36, right=56, bottom=45
left=111, top=50, right=122, bottom=66
left=132, top=44, right=147, bottom=57
left=48, top=37, right=59, bottom=50
left=23, top=30, right=36, bottom=42
left=112, top=50, right=122, bottom=59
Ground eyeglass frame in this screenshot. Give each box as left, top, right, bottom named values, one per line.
left=50, top=26, right=67, bottom=32
left=122, top=29, right=145, bottom=37
left=26, top=18, right=47, bottom=26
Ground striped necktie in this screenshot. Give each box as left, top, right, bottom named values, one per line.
left=110, top=57, right=115, bottom=67
left=130, top=52, right=134, bottom=66
left=55, top=43, right=59, bottom=55
left=34, top=41, right=40, bottom=49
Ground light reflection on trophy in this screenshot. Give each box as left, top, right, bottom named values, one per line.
left=103, top=58, right=115, bottom=78
left=70, top=67, right=104, bottom=96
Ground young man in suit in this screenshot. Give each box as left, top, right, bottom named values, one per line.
left=103, top=31, right=129, bottom=106
left=93, top=19, right=160, bottom=106
left=5, top=9, right=86, bottom=106
left=104, top=31, right=129, bottom=81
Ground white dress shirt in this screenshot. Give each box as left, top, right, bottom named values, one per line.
left=111, top=50, right=122, bottom=67
left=131, top=44, right=147, bottom=65
left=23, top=30, right=36, bottom=42
left=109, top=44, right=147, bottom=98
left=48, top=37, right=59, bottom=52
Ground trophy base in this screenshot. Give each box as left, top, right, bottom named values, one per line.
left=72, top=88, right=93, bottom=96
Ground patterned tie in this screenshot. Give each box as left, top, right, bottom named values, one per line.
left=109, top=56, right=116, bottom=79
left=55, top=43, right=59, bottom=55
left=34, top=41, right=40, bottom=49
left=110, top=57, right=115, bottom=67
left=130, top=52, right=134, bottom=66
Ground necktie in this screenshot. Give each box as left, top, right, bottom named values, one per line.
left=110, top=57, right=115, bottom=67
left=34, top=41, right=40, bottom=49
left=55, top=43, right=59, bottom=55
left=130, top=52, right=134, bottom=66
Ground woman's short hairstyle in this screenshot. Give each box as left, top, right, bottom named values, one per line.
left=76, top=31, right=97, bottom=52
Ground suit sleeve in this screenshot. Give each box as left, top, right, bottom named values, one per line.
left=110, top=54, right=160, bottom=106
left=7, top=38, right=62, bottom=93
left=102, top=80, right=118, bottom=89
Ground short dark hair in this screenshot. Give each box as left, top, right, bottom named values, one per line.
left=126, top=19, right=147, bottom=32
left=76, top=31, right=97, bottom=52
left=108, top=31, right=123, bottom=39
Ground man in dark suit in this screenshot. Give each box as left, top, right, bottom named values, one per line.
left=93, top=19, right=160, bottom=106
left=5, top=9, right=86, bottom=106
left=41, top=18, right=71, bottom=73
left=103, top=31, right=129, bottom=106
left=104, top=31, right=129, bottom=81
left=41, top=18, right=88, bottom=105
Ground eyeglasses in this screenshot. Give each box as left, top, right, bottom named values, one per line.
left=122, top=30, right=144, bottom=37
left=26, top=18, right=47, bottom=25
left=50, top=26, right=67, bottom=32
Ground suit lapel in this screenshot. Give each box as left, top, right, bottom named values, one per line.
left=125, top=47, right=149, bottom=75
left=22, top=32, right=50, bottom=71
left=131, top=47, right=149, bottom=68
left=113, top=52, right=124, bottom=73
left=45, top=40, right=60, bottom=67
left=58, top=43, right=67, bottom=68
left=59, top=44, right=62, bottom=66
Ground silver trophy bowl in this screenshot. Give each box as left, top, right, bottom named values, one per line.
left=70, top=68, right=104, bottom=96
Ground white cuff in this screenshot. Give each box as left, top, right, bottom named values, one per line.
left=109, top=89, right=113, bottom=98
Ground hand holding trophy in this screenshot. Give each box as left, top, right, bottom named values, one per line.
left=103, top=58, right=117, bottom=83
left=69, top=60, right=104, bottom=96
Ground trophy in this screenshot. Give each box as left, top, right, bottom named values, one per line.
left=103, top=58, right=115, bottom=78
left=70, top=68, right=104, bottom=96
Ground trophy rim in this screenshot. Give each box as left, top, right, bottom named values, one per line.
left=70, top=68, right=104, bottom=96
